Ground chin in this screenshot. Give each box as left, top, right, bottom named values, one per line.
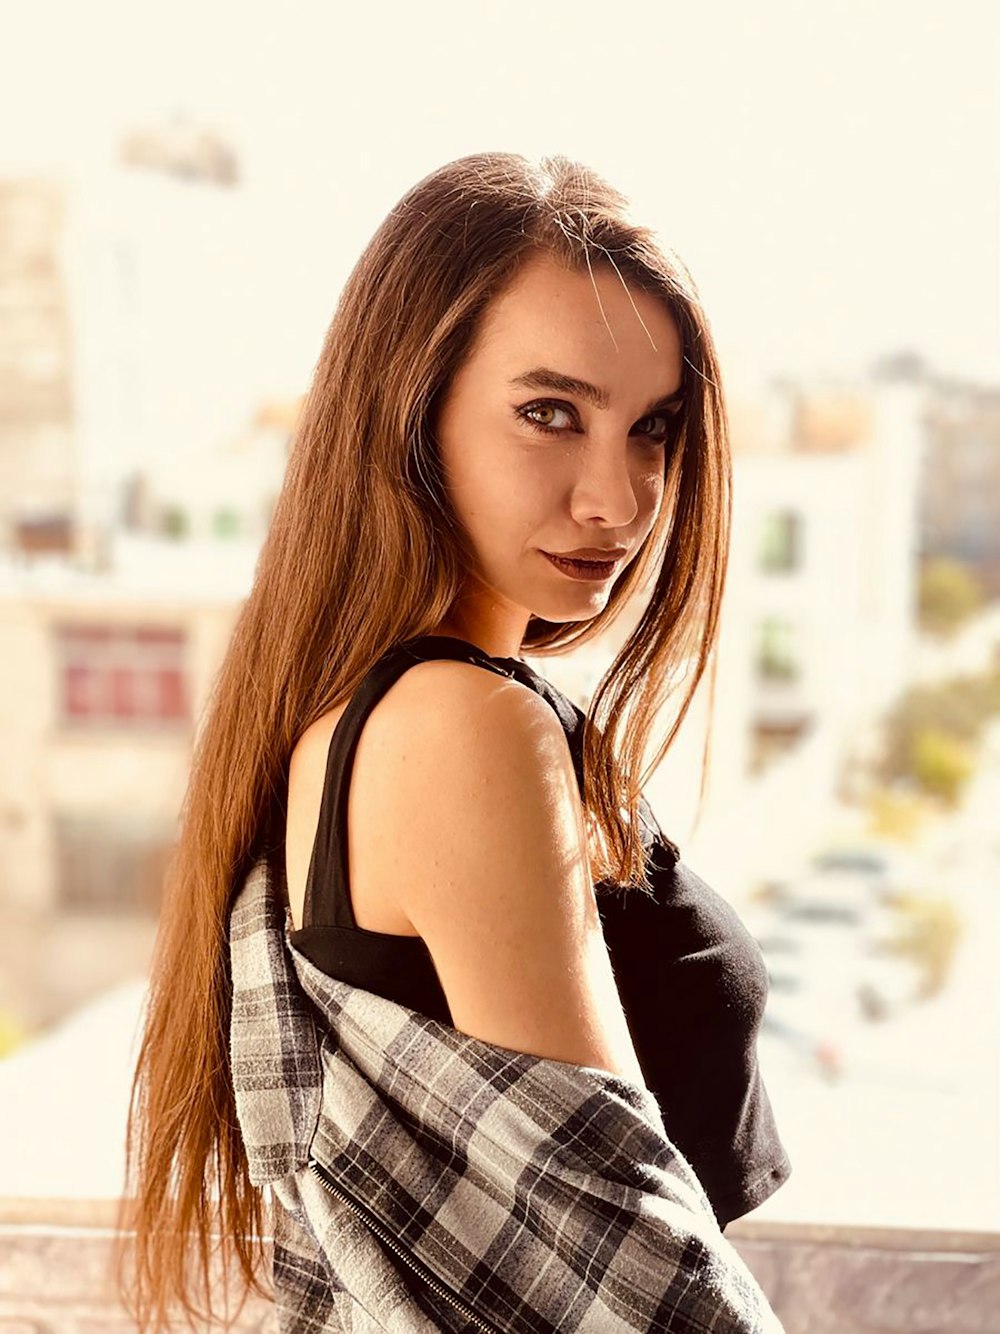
left=530, top=593, right=611, bottom=625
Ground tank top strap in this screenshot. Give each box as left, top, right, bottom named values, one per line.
left=302, top=635, right=521, bottom=930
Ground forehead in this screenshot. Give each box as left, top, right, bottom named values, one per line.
left=468, top=250, right=683, bottom=385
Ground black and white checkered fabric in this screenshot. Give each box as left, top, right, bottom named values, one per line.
left=229, top=854, right=784, bottom=1332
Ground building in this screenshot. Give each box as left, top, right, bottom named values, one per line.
left=0, top=180, right=77, bottom=558
left=604, top=370, right=927, bottom=893
left=919, top=377, right=1000, bottom=596
left=0, top=536, right=256, bottom=1032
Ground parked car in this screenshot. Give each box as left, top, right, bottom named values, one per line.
left=755, top=874, right=920, bottom=1039
left=808, top=841, right=923, bottom=905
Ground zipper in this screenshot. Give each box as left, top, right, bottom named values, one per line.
left=307, top=1156, right=499, bottom=1333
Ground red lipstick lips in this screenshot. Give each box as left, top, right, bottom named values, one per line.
left=542, top=549, right=624, bottom=581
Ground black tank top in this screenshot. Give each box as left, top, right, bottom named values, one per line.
left=277, top=633, right=791, bottom=1227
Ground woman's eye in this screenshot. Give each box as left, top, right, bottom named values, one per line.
left=515, top=401, right=677, bottom=445
left=517, top=401, right=575, bottom=434
left=634, top=412, right=674, bottom=445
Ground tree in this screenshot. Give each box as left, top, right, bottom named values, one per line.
left=910, top=727, right=974, bottom=806
left=876, top=668, right=1000, bottom=791
left=918, top=557, right=986, bottom=639
left=881, top=892, right=964, bottom=999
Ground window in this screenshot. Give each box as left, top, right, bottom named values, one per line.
left=161, top=504, right=190, bottom=538
left=55, top=623, right=189, bottom=727
left=212, top=506, right=241, bottom=538
left=756, top=617, right=800, bottom=682
left=14, top=512, right=75, bottom=556
left=52, top=811, right=175, bottom=913
left=759, top=509, right=802, bottom=573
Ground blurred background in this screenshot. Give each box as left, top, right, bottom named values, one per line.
left=1, top=0, right=998, bottom=1328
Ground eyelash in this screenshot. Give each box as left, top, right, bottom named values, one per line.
left=515, top=399, right=677, bottom=446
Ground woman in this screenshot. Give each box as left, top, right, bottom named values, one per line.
left=120, top=151, right=790, bottom=1331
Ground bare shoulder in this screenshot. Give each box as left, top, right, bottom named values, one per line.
left=284, top=659, right=546, bottom=934
left=286, top=657, right=644, bottom=1084
left=359, top=657, right=582, bottom=873
left=368, top=658, right=645, bottom=1084
left=360, top=656, right=563, bottom=788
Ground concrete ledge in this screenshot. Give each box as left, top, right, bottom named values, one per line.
left=0, top=1205, right=275, bottom=1334
left=726, top=1219, right=1000, bottom=1333
left=1, top=1200, right=998, bottom=1332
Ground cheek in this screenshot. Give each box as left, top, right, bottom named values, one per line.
left=454, top=450, right=562, bottom=528
left=439, top=445, right=494, bottom=524
left=637, top=468, right=666, bottom=524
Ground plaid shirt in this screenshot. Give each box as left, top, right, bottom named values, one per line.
left=228, top=854, right=784, bottom=1332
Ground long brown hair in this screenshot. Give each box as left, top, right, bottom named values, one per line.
left=117, top=150, right=732, bottom=1330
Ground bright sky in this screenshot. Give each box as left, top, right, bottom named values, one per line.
left=3, top=0, right=999, bottom=387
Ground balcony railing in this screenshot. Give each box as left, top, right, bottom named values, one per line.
left=1, top=1198, right=998, bottom=1332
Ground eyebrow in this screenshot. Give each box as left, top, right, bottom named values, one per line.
left=509, top=366, right=685, bottom=416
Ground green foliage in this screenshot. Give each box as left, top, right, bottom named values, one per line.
left=910, top=728, right=974, bottom=805
left=876, top=666, right=1000, bottom=798
left=865, top=786, right=933, bottom=842
left=918, top=557, right=986, bottom=638
left=881, top=892, right=964, bottom=999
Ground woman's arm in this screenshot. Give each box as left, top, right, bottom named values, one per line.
left=355, top=656, right=647, bottom=1085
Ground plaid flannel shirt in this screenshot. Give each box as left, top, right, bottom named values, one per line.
left=228, top=853, right=785, bottom=1332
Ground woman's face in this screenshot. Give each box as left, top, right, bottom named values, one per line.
left=433, top=249, right=685, bottom=655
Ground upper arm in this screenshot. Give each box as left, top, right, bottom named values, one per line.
left=363, top=661, right=646, bottom=1086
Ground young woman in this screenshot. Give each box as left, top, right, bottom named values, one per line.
left=121, top=151, right=791, bottom=1331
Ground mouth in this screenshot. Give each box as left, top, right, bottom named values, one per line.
left=541, top=551, right=621, bottom=581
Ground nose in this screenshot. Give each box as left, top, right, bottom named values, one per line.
left=568, top=440, right=640, bottom=529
